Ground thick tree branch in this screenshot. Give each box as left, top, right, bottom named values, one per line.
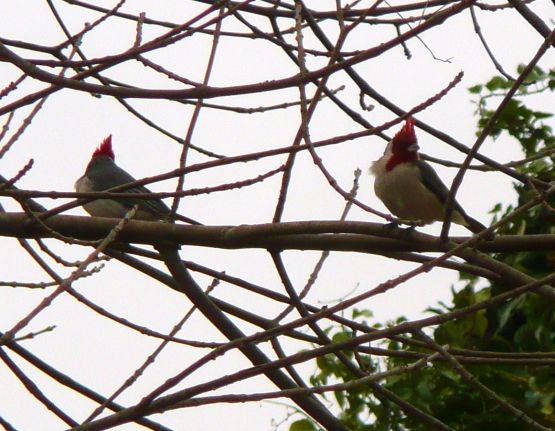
left=2, top=212, right=555, bottom=253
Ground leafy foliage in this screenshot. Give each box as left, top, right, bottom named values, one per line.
left=289, top=419, right=318, bottom=431
left=308, top=312, right=406, bottom=431
left=294, top=67, right=555, bottom=430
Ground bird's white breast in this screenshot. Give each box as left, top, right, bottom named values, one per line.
left=75, top=174, right=128, bottom=218
left=371, top=158, right=448, bottom=223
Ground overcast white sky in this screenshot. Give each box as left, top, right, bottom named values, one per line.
left=1, top=1, right=554, bottom=430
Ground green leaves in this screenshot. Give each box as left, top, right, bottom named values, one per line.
left=471, top=64, right=554, bottom=156
left=485, top=75, right=508, bottom=91
left=289, top=419, right=318, bottom=431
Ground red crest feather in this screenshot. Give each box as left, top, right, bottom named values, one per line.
left=392, top=118, right=417, bottom=149
left=92, top=135, right=115, bottom=160
left=385, top=118, right=419, bottom=170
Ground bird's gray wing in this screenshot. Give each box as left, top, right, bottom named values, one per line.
left=415, top=160, right=469, bottom=218
left=88, top=160, right=170, bottom=215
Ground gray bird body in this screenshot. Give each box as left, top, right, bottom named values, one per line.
left=75, top=155, right=170, bottom=220
left=370, top=120, right=488, bottom=235
left=372, top=157, right=470, bottom=226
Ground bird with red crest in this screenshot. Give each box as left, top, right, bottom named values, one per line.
left=370, top=118, right=489, bottom=235
left=75, top=135, right=175, bottom=221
